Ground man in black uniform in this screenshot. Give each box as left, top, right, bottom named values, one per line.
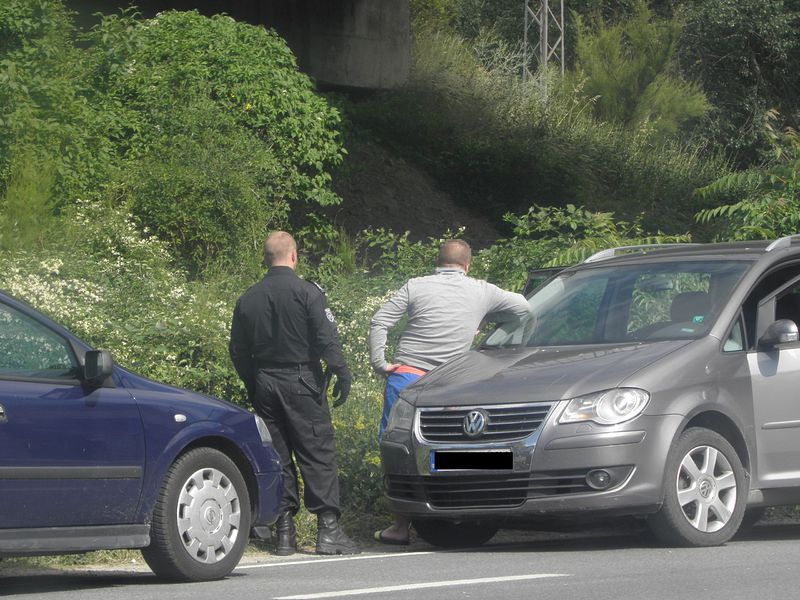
left=229, top=231, right=360, bottom=556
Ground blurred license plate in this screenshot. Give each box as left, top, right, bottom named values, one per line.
left=432, top=450, right=513, bottom=471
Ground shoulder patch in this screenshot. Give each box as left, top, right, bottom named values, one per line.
left=324, top=307, right=336, bottom=323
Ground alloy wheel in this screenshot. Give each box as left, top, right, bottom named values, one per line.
left=676, top=445, right=737, bottom=533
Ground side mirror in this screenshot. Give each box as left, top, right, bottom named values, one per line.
left=84, top=350, right=114, bottom=386
left=758, top=319, right=800, bottom=350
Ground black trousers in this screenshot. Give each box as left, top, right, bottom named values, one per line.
left=253, top=365, right=340, bottom=516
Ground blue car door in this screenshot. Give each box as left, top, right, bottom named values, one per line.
left=0, top=300, right=145, bottom=529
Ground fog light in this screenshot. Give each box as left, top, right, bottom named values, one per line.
left=586, top=469, right=612, bottom=490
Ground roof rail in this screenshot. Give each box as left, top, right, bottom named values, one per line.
left=583, top=243, right=700, bottom=263
left=766, top=234, right=800, bottom=251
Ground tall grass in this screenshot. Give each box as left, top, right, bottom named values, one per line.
left=0, top=149, right=55, bottom=251
left=347, top=26, right=728, bottom=236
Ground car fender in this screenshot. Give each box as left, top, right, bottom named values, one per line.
left=660, top=398, right=754, bottom=484
left=135, top=420, right=264, bottom=523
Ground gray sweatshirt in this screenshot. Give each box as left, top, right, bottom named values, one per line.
left=369, top=268, right=531, bottom=372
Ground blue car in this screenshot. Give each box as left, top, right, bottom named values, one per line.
left=0, top=290, right=283, bottom=581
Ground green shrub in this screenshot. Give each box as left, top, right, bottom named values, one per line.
left=0, top=0, right=118, bottom=203
left=80, top=9, right=345, bottom=273
left=573, top=2, right=710, bottom=141
left=474, top=204, right=690, bottom=290
left=119, top=95, right=288, bottom=274
left=678, top=0, right=800, bottom=167
left=0, top=4, right=346, bottom=274
left=0, top=148, right=55, bottom=251
left=0, top=203, right=246, bottom=404
left=88, top=9, right=344, bottom=203
left=695, top=113, right=800, bottom=239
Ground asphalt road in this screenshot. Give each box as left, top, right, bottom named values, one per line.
left=3, top=522, right=800, bottom=600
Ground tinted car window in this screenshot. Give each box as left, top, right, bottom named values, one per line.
left=485, top=261, right=749, bottom=347
left=0, top=303, right=78, bottom=379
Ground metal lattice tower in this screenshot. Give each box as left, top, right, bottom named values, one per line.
left=523, top=0, right=565, bottom=93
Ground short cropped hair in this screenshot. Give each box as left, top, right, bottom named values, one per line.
left=436, top=239, right=472, bottom=269
left=263, top=231, right=297, bottom=266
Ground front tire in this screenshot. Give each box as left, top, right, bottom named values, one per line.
left=413, top=519, right=498, bottom=548
left=141, top=448, right=252, bottom=582
left=648, top=428, right=746, bottom=547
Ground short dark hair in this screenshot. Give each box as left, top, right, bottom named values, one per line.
left=436, top=239, right=471, bottom=268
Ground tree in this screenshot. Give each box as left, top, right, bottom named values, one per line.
left=695, top=111, right=800, bottom=239
left=679, top=0, right=800, bottom=167
left=573, top=1, right=710, bottom=141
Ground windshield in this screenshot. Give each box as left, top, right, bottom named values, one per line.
left=485, top=260, right=750, bottom=347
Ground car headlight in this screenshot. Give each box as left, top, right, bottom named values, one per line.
left=559, top=388, right=650, bottom=425
left=385, top=397, right=415, bottom=434
left=254, top=415, right=272, bottom=443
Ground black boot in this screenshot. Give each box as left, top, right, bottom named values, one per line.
left=275, top=511, right=297, bottom=556
left=316, top=512, right=361, bottom=555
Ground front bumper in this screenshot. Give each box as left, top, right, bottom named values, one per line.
left=253, top=471, right=283, bottom=527
left=249, top=443, right=284, bottom=528
left=381, top=408, right=682, bottom=521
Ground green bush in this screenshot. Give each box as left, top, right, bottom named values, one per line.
left=678, top=0, right=800, bottom=167
left=474, top=204, right=689, bottom=290
left=573, top=2, right=710, bottom=142
left=119, top=96, right=288, bottom=274
left=81, top=9, right=345, bottom=273
left=0, top=202, right=246, bottom=404
left=2, top=3, right=347, bottom=274
left=0, top=0, right=118, bottom=203
left=695, top=114, right=800, bottom=239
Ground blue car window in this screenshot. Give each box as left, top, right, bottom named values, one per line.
left=0, top=303, right=78, bottom=379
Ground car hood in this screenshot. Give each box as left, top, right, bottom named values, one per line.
left=407, top=341, right=691, bottom=407
left=116, top=366, right=245, bottom=417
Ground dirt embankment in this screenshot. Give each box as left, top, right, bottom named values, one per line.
left=326, top=138, right=500, bottom=248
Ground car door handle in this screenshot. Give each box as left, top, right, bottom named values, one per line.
left=0, top=403, right=6, bottom=423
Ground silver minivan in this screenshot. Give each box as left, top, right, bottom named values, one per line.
left=381, top=239, right=800, bottom=548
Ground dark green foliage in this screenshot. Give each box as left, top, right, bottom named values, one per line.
left=0, top=0, right=118, bottom=202
left=119, top=96, right=288, bottom=273
left=90, top=10, right=344, bottom=206
left=678, top=0, right=800, bottom=167
left=81, top=9, right=344, bottom=272
left=0, top=3, right=346, bottom=274
left=695, top=114, right=800, bottom=239
left=573, top=2, right=710, bottom=141
left=0, top=149, right=55, bottom=251
left=474, top=204, right=689, bottom=290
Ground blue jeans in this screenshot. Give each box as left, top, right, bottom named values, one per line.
left=379, top=371, right=423, bottom=439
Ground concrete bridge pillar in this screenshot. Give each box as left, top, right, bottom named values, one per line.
left=279, top=0, right=411, bottom=89
left=69, top=0, right=411, bottom=90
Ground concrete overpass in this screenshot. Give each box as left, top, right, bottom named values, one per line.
left=70, top=0, right=410, bottom=89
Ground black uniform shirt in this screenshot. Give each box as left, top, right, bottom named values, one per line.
left=229, top=266, right=347, bottom=394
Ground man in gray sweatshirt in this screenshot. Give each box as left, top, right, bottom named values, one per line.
left=369, top=239, right=531, bottom=544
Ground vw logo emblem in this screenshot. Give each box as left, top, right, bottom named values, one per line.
left=463, top=409, right=488, bottom=437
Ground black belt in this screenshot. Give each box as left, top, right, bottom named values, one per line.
left=258, top=361, right=315, bottom=371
